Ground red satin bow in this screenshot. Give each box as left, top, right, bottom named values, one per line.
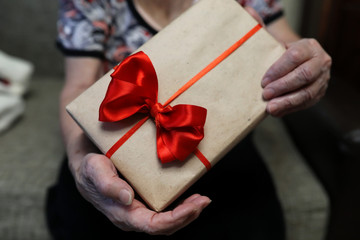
left=99, top=51, right=207, bottom=163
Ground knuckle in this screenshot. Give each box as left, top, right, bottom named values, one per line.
left=272, top=99, right=292, bottom=117
left=308, top=38, right=332, bottom=67
left=307, top=38, right=320, bottom=48
left=279, top=98, right=295, bottom=114
left=302, top=88, right=315, bottom=103
left=297, top=65, right=314, bottom=84
left=280, top=77, right=292, bottom=93
left=284, top=98, right=295, bottom=108
left=287, top=48, right=304, bottom=64
left=306, top=38, right=322, bottom=56
left=82, top=154, right=107, bottom=176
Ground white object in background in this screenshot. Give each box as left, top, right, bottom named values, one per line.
left=0, top=94, right=25, bottom=134
left=0, top=50, right=34, bottom=96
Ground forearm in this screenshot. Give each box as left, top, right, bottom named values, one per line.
left=59, top=57, right=103, bottom=175
left=266, top=17, right=301, bottom=44
left=60, top=87, right=94, bottom=175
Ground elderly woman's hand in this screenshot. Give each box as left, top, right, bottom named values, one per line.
left=262, top=38, right=332, bottom=117
left=75, top=153, right=211, bottom=235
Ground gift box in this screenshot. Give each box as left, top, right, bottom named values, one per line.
left=66, top=0, right=285, bottom=211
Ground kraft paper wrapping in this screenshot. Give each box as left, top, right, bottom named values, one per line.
left=66, top=0, right=285, bottom=211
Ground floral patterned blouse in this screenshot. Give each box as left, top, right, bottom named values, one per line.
left=57, top=0, right=283, bottom=68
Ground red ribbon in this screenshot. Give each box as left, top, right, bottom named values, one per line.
left=99, top=51, right=207, bottom=163
left=99, top=23, right=262, bottom=169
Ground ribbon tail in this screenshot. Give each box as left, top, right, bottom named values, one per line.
left=156, top=128, right=177, bottom=163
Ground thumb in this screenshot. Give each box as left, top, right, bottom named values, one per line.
left=87, top=154, right=135, bottom=205
left=244, top=6, right=265, bottom=27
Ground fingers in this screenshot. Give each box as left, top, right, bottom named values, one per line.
left=126, top=194, right=211, bottom=235
left=81, top=153, right=134, bottom=206
left=266, top=71, right=329, bottom=117
left=262, top=38, right=332, bottom=117
left=171, top=194, right=210, bottom=221
left=263, top=56, right=323, bottom=100
left=77, top=154, right=211, bottom=235
left=262, top=39, right=314, bottom=87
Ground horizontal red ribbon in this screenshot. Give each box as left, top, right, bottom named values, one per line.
left=99, top=23, right=262, bottom=170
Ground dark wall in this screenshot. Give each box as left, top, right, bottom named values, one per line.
left=0, top=0, right=63, bottom=77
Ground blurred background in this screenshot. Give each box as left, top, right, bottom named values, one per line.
left=0, top=0, right=359, bottom=239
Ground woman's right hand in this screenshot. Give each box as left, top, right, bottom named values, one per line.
left=74, top=153, right=211, bottom=235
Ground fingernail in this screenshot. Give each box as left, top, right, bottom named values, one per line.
left=119, top=189, right=132, bottom=205
left=263, top=88, right=275, bottom=99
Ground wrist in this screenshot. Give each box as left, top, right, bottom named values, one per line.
left=65, top=132, right=100, bottom=177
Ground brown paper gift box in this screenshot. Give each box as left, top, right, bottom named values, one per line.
left=66, top=0, right=285, bottom=211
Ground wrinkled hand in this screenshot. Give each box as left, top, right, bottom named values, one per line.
left=74, top=153, right=211, bottom=235
left=262, top=39, right=332, bottom=117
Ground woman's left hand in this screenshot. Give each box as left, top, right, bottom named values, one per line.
left=262, top=38, right=332, bottom=117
